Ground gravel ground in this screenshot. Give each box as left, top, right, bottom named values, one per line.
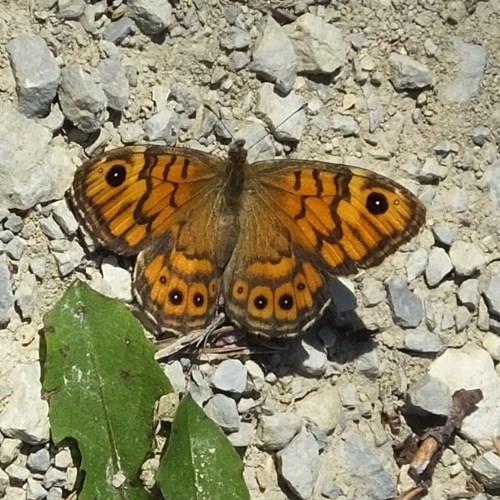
left=0, top=0, right=500, bottom=499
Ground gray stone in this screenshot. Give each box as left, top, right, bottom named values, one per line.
left=290, top=336, right=327, bottom=377
left=127, top=0, right=172, bottom=35
left=118, top=122, right=143, bottom=144
left=276, top=429, right=320, bottom=500
left=389, top=53, right=433, bottom=90
left=331, top=113, right=359, bottom=136
left=250, top=16, right=297, bottom=94
left=425, top=247, right=453, bottom=287
left=406, top=374, right=451, bottom=417
left=5, top=463, right=29, bottom=483
left=52, top=240, right=85, bottom=277
left=456, top=306, right=471, bottom=332
left=0, top=230, right=13, bottom=243
left=419, top=157, right=448, bottom=182
left=27, top=478, right=48, bottom=500
left=482, top=274, right=500, bottom=317
left=429, top=346, right=500, bottom=448
left=285, top=13, right=347, bottom=74
left=449, top=241, right=487, bottom=276
left=103, top=17, right=137, bottom=45
left=39, top=102, right=65, bottom=133
left=473, top=451, right=500, bottom=489
left=245, top=360, right=265, bottom=392
left=170, top=82, right=201, bottom=117
left=46, top=486, right=63, bottom=500
left=406, top=248, right=428, bottom=281
left=386, top=277, right=424, bottom=328
left=432, top=224, right=455, bottom=246
left=57, top=0, right=85, bottom=18
left=343, top=433, right=397, bottom=498
left=203, top=394, right=240, bottom=432
left=434, top=138, right=452, bottom=156
left=100, top=255, right=132, bottom=301
left=162, top=361, right=186, bottom=393
left=363, top=84, right=382, bottom=133
left=15, top=273, right=37, bottom=320
left=0, top=362, right=50, bottom=444
left=27, top=447, right=51, bottom=473
left=58, top=65, right=107, bottom=133
left=220, top=26, right=251, bottom=50
left=30, top=256, right=47, bottom=280
left=5, top=236, right=26, bottom=260
left=295, top=385, right=342, bottom=434
left=404, top=329, right=444, bottom=353
left=256, top=83, right=306, bottom=142
left=43, top=467, right=67, bottom=489
left=472, top=126, right=490, bottom=146
left=257, top=413, right=302, bottom=451
left=0, top=258, right=14, bottom=326
left=54, top=448, right=72, bottom=469
left=0, top=107, right=75, bottom=211
left=51, top=200, right=79, bottom=235
left=361, top=277, right=386, bottom=307
left=228, top=51, right=250, bottom=71
left=482, top=332, right=500, bottom=362
left=143, top=108, right=180, bottom=144
left=0, top=437, right=22, bottom=466
left=443, top=38, right=486, bottom=103
left=227, top=422, right=254, bottom=448
left=97, top=58, right=129, bottom=112
left=40, top=215, right=65, bottom=240
left=211, top=359, right=247, bottom=397
left=7, top=34, right=60, bottom=118
left=4, top=214, right=23, bottom=234
left=357, top=349, right=382, bottom=378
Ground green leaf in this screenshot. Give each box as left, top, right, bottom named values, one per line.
left=42, top=280, right=172, bottom=500
left=157, top=393, right=249, bottom=500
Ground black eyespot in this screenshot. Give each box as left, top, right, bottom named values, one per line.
left=168, top=289, right=183, bottom=305
left=366, top=192, right=389, bottom=215
left=105, top=165, right=126, bottom=187
left=159, top=276, right=167, bottom=284
left=254, top=295, right=268, bottom=310
left=297, top=283, right=306, bottom=291
left=193, top=292, right=204, bottom=307
left=279, top=294, right=294, bottom=310
left=237, top=286, right=244, bottom=295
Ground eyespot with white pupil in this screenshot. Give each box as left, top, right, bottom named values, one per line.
left=366, top=192, right=389, bottom=215
left=106, top=165, right=126, bottom=187
left=168, top=289, right=183, bottom=305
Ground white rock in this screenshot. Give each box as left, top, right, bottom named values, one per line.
left=101, top=255, right=132, bottom=302
left=0, top=362, right=50, bottom=445
left=257, top=413, right=302, bottom=451
left=0, top=257, right=14, bottom=326
left=449, top=241, right=487, bottom=276
left=294, top=385, right=342, bottom=434
left=276, top=428, right=320, bottom=499
left=211, top=359, right=247, bottom=397
left=0, top=107, right=76, bottom=211
left=285, top=13, right=347, bottom=74
left=429, top=346, right=500, bottom=449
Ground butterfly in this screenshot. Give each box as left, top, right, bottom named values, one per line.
left=71, top=140, right=426, bottom=337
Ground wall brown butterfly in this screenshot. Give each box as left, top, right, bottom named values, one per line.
left=72, top=140, right=426, bottom=337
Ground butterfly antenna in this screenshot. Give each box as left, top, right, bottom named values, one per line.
left=246, top=103, right=309, bottom=152
left=203, top=103, right=236, bottom=142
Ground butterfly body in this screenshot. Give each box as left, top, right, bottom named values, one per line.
left=72, top=141, right=426, bottom=337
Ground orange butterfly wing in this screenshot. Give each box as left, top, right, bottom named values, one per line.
left=72, top=145, right=229, bottom=335
left=223, top=159, right=425, bottom=336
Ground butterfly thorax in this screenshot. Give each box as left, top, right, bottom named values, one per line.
left=224, top=140, right=248, bottom=210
